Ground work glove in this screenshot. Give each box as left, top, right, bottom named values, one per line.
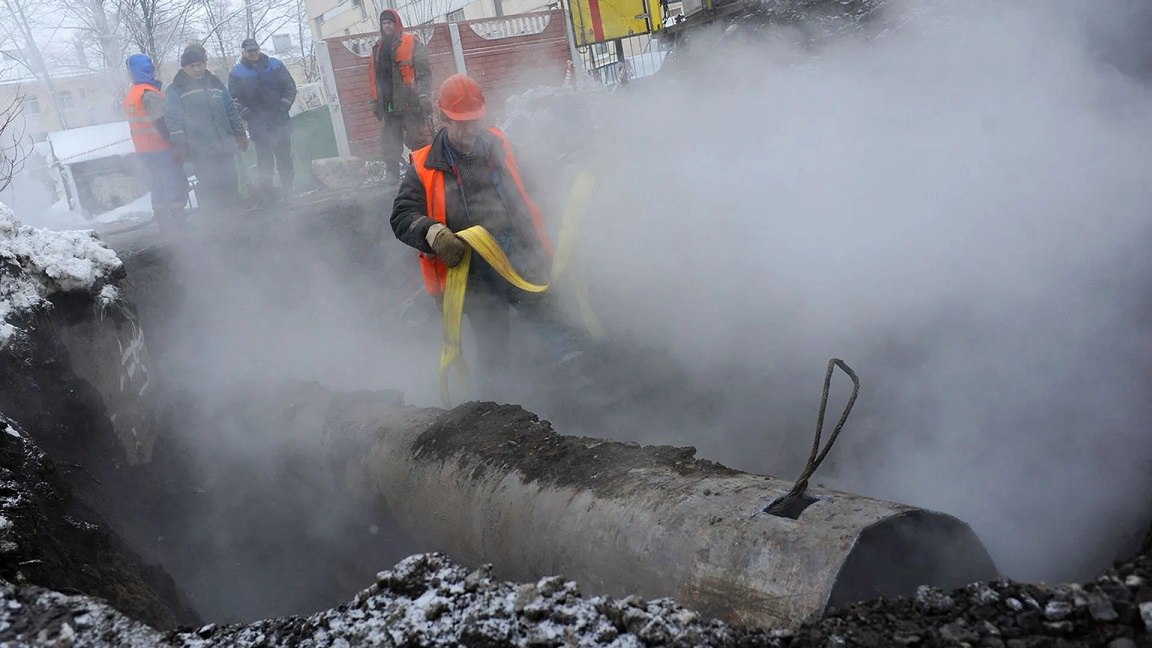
left=429, top=224, right=468, bottom=268
left=235, top=133, right=249, bottom=152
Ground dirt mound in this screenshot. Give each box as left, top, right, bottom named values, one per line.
left=1, top=553, right=767, bottom=646
left=2, top=520, right=1149, bottom=646
left=776, top=549, right=1152, bottom=647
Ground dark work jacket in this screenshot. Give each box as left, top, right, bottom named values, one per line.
left=391, top=128, right=547, bottom=281
left=228, top=54, right=297, bottom=139
left=371, top=34, right=431, bottom=115
left=166, top=69, right=244, bottom=157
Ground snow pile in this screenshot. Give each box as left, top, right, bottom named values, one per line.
left=0, top=202, right=123, bottom=349
left=193, top=553, right=762, bottom=646
left=0, top=553, right=765, bottom=646
left=0, top=580, right=166, bottom=647
left=3, top=545, right=1150, bottom=646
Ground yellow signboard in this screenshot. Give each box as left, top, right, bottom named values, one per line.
left=568, top=0, right=661, bottom=46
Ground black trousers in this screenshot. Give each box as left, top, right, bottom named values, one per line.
left=380, top=111, right=430, bottom=178
left=254, top=124, right=294, bottom=190
left=460, top=257, right=579, bottom=379
left=191, top=152, right=240, bottom=212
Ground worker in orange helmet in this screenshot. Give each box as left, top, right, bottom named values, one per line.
left=391, top=73, right=582, bottom=387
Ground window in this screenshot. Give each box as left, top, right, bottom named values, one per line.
left=20, top=95, right=40, bottom=114
left=56, top=90, right=74, bottom=111
left=272, top=34, right=292, bottom=53
left=447, top=8, right=465, bottom=21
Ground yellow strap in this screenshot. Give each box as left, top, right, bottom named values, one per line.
left=438, top=172, right=602, bottom=407
left=440, top=226, right=549, bottom=406
left=552, top=171, right=604, bottom=339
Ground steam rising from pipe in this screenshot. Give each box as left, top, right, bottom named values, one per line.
left=557, top=0, right=1152, bottom=582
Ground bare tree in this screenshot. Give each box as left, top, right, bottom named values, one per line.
left=199, top=0, right=298, bottom=64
left=295, top=0, right=317, bottom=82
left=0, top=0, right=71, bottom=128
left=0, top=95, right=28, bottom=193
left=63, top=0, right=129, bottom=72
left=120, top=0, right=200, bottom=74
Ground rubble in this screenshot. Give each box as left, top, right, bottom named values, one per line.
left=780, top=542, right=1152, bottom=647
left=2, top=536, right=1150, bottom=647
left=0, top=553, right=769, bottom=646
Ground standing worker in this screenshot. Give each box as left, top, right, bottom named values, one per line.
left=228, top=37, right=298, bottom=202
left=369, top=9, right=432, bottom=184
left=166, top=43, right=248, bottom=213
left=123, top=53, right=188, bottom=233
left=391, top=74, right=581, bottom=389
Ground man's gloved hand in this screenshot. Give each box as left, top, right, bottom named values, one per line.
left=428, top=224, right=468, bottom=268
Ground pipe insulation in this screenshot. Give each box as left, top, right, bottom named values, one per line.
left=319, top=396, right=998, bottom=629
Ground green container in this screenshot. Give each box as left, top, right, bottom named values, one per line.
left=237, top=105, right=339, bottom=195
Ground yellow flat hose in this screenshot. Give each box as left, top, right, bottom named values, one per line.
left=439, top=171, right=602, bottom=407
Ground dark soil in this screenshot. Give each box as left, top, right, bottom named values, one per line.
left=414, top=401, right=740, bottom=498
left=0, top=415, right=199, bottom=629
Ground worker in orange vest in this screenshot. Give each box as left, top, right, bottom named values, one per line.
left=123, top=53, right=188, bottom=233
left=391, top=74, right=582, bottom=387
left=369, top=9, right=432, bottom=184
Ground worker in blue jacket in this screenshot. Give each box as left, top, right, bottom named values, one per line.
left=228, top=38, right=298, bottom=201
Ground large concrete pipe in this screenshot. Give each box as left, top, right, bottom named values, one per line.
left=321, top=397, right=998, bottom=629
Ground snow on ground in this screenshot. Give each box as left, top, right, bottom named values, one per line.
left=26, top=194, right=154, bottom=233
left=0, top=202, right=124, bottom=349
left=0, top=553, right=765, bottom=647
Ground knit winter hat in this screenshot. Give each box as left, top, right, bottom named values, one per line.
left=180, top=44, right=207, bottom=67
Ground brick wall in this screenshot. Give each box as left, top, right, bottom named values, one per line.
left=324, top=10, right=571, bottom=159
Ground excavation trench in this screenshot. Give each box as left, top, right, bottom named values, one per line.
left=6, top=192, right=999, bottom=630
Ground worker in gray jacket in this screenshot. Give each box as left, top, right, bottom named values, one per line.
left=166, top=43, right=248, bottom=212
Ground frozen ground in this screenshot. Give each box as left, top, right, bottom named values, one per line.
left=0, top=203, right=124, bottom=348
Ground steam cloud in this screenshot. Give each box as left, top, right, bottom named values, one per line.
left=109, top=0, right=1152, bottom=617
left=566, top=0, right=1152, bottom=582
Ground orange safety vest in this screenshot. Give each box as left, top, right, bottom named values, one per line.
left=123, top=83, right=169, bottom=153
left=369, top=32, right=417, bottom=101
left=411, top=128, right=554, bottom=295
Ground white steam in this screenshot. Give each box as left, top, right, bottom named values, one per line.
left=566, top=0, right=1152, bottom=582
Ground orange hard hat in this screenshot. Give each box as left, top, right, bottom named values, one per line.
left=437, top=74, right=486, bottom=121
